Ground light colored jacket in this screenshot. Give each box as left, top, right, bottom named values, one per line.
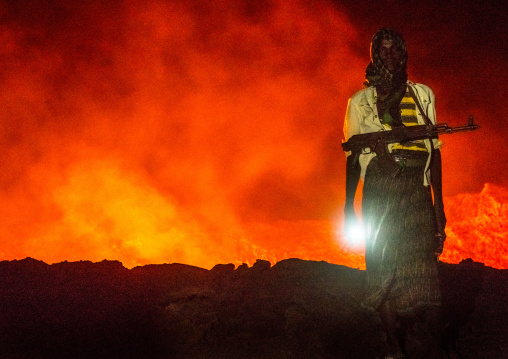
left=343, top=81, right=441, bottom=186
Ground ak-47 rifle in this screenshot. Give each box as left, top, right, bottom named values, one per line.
left=342, top=116, right=479, bottom=170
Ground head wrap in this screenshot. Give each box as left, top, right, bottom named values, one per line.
left=364, top=28, right=408, bottom=95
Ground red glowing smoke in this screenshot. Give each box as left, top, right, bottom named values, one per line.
left=0, top=0, right=505, bottom=269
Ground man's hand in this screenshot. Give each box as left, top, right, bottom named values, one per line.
left=434, top=233, right=445, bottom=256
left=434, top=202, right=447, bottom=256
left=430, top=148, right=446, bottom=256
left=434, top=202, right=447, bottom=239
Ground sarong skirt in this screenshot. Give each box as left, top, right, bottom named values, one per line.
left=362, top=156, right=441, bottom=315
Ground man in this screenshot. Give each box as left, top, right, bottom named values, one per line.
left=343, top=28, right=447, bottom=358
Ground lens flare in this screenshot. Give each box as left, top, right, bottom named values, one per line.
left=343, top=220, right=365, bottom=251
left=346, top=223, right=365, bottom=247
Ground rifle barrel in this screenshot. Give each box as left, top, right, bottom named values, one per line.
left=439, top=124, right=479, bottom=133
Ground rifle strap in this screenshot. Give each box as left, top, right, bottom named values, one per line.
left=408, top=85, right=433, bottom=126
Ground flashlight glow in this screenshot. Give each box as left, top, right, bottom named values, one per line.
left=345, top=221, right=365, bottom=249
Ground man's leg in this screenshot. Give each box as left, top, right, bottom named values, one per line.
left=424, top=307, right=446, bottom=359
left=379, top=300, right=405, bottom=357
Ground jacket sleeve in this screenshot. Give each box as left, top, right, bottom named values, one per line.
left=415, top=83, right=442, bottom=149
left=343, top=96, right=362, bottom=156
left=426, top=87, right=442, bottom=149
left=344, top=96, right=362, bottom=213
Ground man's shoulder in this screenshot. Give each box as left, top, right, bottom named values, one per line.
left=349, top=86, right=375, bottom=103
left=408, top=81, right=434, bottom=96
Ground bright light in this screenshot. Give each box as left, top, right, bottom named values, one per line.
left=345, top=221, right=365, bottom=249
left=342, top=219, right=365, bottom=252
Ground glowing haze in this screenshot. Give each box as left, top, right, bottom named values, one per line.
left=0, top=0, right=506, bottom=269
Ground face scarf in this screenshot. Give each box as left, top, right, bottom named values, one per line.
left=364, top=28, right=408, bottom=126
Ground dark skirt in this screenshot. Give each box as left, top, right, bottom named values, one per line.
left=362, top=156, right=441, bottom=315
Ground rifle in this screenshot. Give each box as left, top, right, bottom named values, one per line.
left=342, top=116, right=479, bottom=171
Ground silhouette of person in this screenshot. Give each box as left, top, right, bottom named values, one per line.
left=343, top=28, right=447, bottom=358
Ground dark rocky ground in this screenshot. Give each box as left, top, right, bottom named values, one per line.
left=0, top=257, right=506, bottom=359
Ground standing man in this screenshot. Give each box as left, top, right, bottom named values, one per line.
left=343, top=28, right=447, bottom=358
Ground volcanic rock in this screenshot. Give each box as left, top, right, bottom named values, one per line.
left=0, top=257, right=506, bottom=358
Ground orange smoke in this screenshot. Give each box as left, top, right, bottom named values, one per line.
left=0, top=1, right=506, bottom=269
left=439, top=183, right=508, bottom=270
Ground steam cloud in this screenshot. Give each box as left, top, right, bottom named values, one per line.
left=0, top=0, right=505, bottom=268
left=0, top=0, right=364, bottom=267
